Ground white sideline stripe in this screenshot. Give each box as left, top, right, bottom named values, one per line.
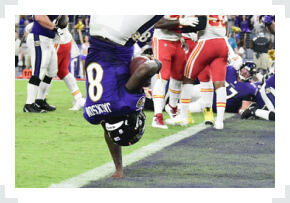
left=49, top=113, right=234, bottom=188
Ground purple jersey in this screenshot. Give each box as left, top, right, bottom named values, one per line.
left=213, top=66, right=258, bottom=113
left=136, top=27, right=154, bottom=48
left=265, top=74, right=275, bottom=89
left=254, top=74, right=275, bottom=109
left=31, top=15, right=58, bottom=38
left=253, top=82, right=264, bottom=108
left=83, top=37, right=146, bottom=125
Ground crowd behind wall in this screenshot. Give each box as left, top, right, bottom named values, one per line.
left=15, top=15, right=275, bottom=79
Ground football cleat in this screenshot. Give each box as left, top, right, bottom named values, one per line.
left=69, top=97, right=86, bottom=111
left=152, top=113, right=168, bottom=129
left=214, top=119, right=224, bottom=130
left=35, top=99, right=56, bottom=111
left=165, top=115, right=188, bottom=126
left=187, top=110, right=194, bottom=124
left=165, top=103, right=178, bottom=119
left=23, top=103, right=47, bottom=113
left=204, top=107, right=214, bottom=126
left=240, top=102, right=258, bottom=119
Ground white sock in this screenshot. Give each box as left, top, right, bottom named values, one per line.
left=188, top=98, right=205, bottom=113
left=37, top=81, right=51, bottom=100
left=200, top=81, right=214, bottom=108
left=215, top=87, right=226, bottom=121
left=168, top=78, right=182, bottom=108
left=63, top=73, right=82, bottom=100
left=26, top=83, right=38, bottom=104
left=152, top=79, right=167, bottom=115
left=255, top=109, right=270, bottom=120
left=179, top=84, right=192, bottom=118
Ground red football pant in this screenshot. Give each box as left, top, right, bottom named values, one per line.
left=152, top=37, right=187, bottom=81
left=184, top=38, right=228, bottom=82
left=55, top=40, right=72, bottom=79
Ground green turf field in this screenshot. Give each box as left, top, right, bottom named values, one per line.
left=15, top=79, right=204, bottom=188
left=15, top=79, right=274, bottom=188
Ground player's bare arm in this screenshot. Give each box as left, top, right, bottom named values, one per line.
left=126, top=59, right=162, bottom=93
left=103, top=130, right=123, bottom=179
left=154, top=17, right=180, bottom=29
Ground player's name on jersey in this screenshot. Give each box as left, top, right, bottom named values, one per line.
left=85, top=102, right=112, bottom=117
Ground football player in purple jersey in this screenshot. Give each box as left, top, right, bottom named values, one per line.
left=83, top=15, right=163, bottom=178
left=215, top=62, right=258, bottom=113
left=241, top=74, right=275, bottom=121
left=185, top=62, right=259, bottom=117
left=23, top=15, right=65, bottom=113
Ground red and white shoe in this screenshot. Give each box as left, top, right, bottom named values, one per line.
left=165, top=103, right=178, bottom=119
left=152, top=113, right=168, bottom=129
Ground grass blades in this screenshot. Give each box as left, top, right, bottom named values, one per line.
left=15, top=79, right=203, bottom=188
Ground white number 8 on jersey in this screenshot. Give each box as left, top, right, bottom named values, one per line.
left=86, top=63, right=104, bottom=102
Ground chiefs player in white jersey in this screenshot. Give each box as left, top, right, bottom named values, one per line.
left=53, top=26, right=86, bottom=110
left=182, top=32, right=215, bottom=126
left=151, top=15, right=199, bottom=129
left=166, top=15, right=228, bottom=129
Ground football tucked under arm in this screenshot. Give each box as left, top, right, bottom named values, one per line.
left=129, top=56, right=150, bottom=75
left=130, top=56, right=162, bottom=75
left=126, top=56, right=162, bottom=93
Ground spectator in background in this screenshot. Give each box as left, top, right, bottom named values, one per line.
left=235, top=15, right=253, bottom=50
left=250, top=15, right=265, bottom=38
left=15, top=31, right=21, bottom=68
left=74, top=15, right=85, bottom=44
left=227, top=31, right=238, bottom=55
left=23, top=22, right=33, bottom=70
left=19, top=15, right=26, bottom=36
left=26, top=15, right=33, bottom=23
left=19, top=33, right=29, bottom=69
left=227, top=15, right=236, bottom=31
left=84, top=15, right=90, bottom=33
left=237, top=39, right=246, bottom=59
left=78, top=30, right=90, bottom=78
left=250, top=28, right=272, bottom=75
left=75, top=16, right=85, bottom=31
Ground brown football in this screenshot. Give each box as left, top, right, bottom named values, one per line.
left=129, top=56, right=149, bottom=75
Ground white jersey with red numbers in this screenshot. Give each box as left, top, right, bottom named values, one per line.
left=153, top=15, right=184, bottom=41
left=89, top=15, right=162, bottom=46
left=199, top=15, right=227, bottom=40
